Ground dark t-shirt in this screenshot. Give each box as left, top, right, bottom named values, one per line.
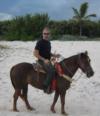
left=35, top=39, right=51, bottom=60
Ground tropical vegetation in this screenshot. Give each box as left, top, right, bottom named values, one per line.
left=0, top=2, right=100, bottom=41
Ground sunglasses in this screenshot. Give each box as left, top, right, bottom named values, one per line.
left=43, top=33, right=50, bottom=35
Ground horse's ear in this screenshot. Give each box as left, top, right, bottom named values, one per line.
left=85, top=51, right=88, bottom=55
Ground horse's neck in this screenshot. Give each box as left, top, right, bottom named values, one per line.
left=61, top=55, right=78, bottom=77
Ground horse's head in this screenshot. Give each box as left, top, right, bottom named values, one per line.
left=78, top=51, right=94, bottom=77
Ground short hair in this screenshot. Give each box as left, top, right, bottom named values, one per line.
left=42, top=26, right=50, bottom=34
left=43, top=26, right=50, bottom=31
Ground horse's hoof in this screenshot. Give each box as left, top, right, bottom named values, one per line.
left=50, top=107, right=56, bottom=113
left=61, top=111, right=68, bottom=115
left=13, top=109, right=19, bottom=112
left=28, top=107, right=35, bottom=111
left=51, top=109, right=56, bottom=113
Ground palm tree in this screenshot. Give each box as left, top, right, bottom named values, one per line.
left=72, top=2, right=96, bottom=36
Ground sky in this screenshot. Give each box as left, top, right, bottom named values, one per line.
left=0, top=0, right=100, bottom=21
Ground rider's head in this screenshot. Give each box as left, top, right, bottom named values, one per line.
left=42, top=27, right=50, bottom=40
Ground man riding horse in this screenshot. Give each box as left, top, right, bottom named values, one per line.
left=34, top=26, right=59, bottom=93
left=10, top=50, right=94, bottom=113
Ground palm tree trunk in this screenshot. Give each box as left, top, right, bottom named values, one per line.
left=79, top=24, right=82, bottom=36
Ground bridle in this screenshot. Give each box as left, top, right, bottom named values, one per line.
left=59, top=54, right=84, bottom=82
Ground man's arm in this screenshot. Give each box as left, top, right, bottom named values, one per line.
left=34, top=49, right=50, bottom=64
left=33, top=49, right=45, bottom=61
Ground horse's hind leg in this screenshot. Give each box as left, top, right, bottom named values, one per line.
left=13, top=89, right=21, bottom=111
left=50, top=91, right=59, bottom=113
left=20, top=85, right=35, bottom=110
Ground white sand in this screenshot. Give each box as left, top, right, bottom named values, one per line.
left=0, top=41, right=100, bottom=116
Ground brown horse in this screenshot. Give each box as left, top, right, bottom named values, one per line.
left=10, top=51, right=94, bottom=114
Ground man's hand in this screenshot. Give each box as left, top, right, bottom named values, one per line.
left=44, top=59, right=50, bottom=64
left=55, top=54, right=61, bottom=58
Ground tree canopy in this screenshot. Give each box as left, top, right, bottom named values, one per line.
left=0, top=2, right=99, bottom=41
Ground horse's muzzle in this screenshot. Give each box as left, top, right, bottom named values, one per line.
left=87, top=70, right=94, bottom=77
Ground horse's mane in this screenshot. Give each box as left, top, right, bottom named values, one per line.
left=60, top=52, right=87, bottom=63
left=60, top=53, right=79, bottom=63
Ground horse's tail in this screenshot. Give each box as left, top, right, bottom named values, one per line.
left=10, top=66, right=16, bottom=89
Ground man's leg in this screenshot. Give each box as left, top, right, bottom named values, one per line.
left=43, top=63, right=56, bottom=93
left=38, top=60, right=55, bottom=92
left=43, top=63, right=55, bottom=88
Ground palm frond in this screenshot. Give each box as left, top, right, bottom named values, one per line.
left=72, top=7, right=80, bottom=18
left=85, top=14, right=96, bottom=19
left=80, top=2, right=88, bottom=17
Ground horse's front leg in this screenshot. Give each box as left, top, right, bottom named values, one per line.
left=60, top=93, right=67, bottom=115
left=50, top=91, right=59, bottom=113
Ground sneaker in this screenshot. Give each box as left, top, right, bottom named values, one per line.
left=43, top=85, right=47, bottom=92
left=43, top=85, right=51, bottom=94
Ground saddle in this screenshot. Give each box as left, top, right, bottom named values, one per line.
left=32, top=62, right=46, bottom=73
left=32, top=61, right=57, bottom=93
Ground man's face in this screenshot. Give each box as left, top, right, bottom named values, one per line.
left=42, top=28, right=50, bottom=40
